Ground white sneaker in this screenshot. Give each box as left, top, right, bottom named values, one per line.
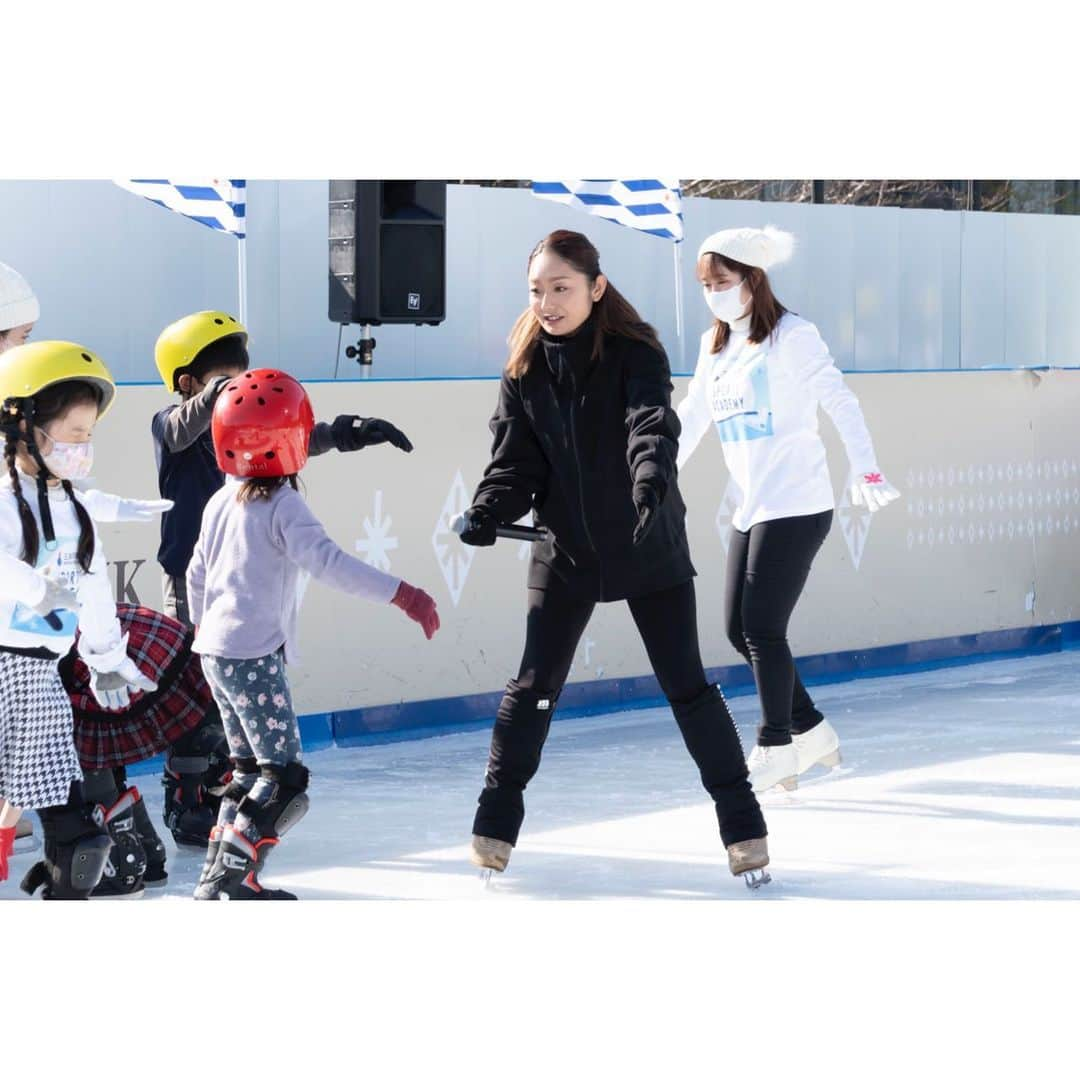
left=746, top=743, right=799, bottom=793
left=792, top=719, right=841, bottom=776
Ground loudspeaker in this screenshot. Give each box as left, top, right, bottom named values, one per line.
left=328, top=181, right=446, bottom=326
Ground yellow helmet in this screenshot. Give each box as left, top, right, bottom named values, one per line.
left=155, top=310, right=248, bottom=391
left=0, top=340, right=116, bottom=418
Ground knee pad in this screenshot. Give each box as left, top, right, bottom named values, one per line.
left=486, top=681, right=560, bottom=789
left=495, top=680, right=560, bottom=741
left=238, top=762, right=310, bottom=839
left=167, top=715, right=231, bottom=796
left=502, top=678, right=559, bottom=716
left=22, top=801, right=112, bottom=900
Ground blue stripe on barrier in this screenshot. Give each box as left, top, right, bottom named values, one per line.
left=330, top=620, right=1080, bottom=747
left=121, top=619, right=1080, bottom=773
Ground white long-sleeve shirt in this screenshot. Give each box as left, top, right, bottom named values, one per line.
left=676, top=312, right=878, bottom=532
left=0, top=471, right=123, bottom=660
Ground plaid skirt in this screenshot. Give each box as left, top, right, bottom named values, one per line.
left=62, top=605, right=212, bottom=769
left=0, top=652, right=82, bottom=810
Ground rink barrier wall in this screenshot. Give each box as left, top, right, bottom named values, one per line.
left=123, top=618, right=1079, bottom=776
left=90, top=371, right=1080, bottom=730
left=8, top=181, right=1080, bottom=380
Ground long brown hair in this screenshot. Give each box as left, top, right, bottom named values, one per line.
left=506, top=230, right=663, bottom=378
left=699, top=252, right=788, bottom=354
left=236, top=475, right=299, bottom=503
left=4, top=380, right=100, bottom=572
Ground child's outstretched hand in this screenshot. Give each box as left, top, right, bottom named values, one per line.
left=77, top=489, right=174, bottom=523
left=331, top=415, right=413, bottom=454
left=390, top=581, right=440, bottom=640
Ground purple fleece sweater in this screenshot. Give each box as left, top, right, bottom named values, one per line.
left=187, top=480, right=401, bottom=664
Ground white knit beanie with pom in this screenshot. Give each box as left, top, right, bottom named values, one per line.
left=0, top=261, right=40, bottom=331
left=696, top=226, right=796, bottom=270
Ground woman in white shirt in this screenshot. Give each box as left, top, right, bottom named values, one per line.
left=677, top=226, right=899, bottom=793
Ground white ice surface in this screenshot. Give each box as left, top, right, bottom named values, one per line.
left=4, top=650, right=1079, bottom=900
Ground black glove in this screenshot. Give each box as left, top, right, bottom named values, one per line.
left=632, top=484, right=661, bottom=546
left=330, top=415, right=414, bottom=454
left=456, top=506, right=498, bottom=547
left=198, top=374, right=232, bottom=406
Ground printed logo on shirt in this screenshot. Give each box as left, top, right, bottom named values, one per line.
left=709, top=346, right=773, bottom=443
left=9, top=536, right=79, bottom=639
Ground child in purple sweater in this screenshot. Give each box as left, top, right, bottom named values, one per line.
left=188, top=368, right=439, bottom=899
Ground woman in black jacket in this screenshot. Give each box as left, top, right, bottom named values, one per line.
left=456, top=230, right=769, bottom=888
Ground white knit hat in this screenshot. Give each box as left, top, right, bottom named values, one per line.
left=696, top=225, right=796, bottom=270
left=0, top=261, right=41, bottom=332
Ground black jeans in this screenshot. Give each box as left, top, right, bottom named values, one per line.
left=474, top=579, right=764, bottom=848
left=724, top=510, right=833, bottom=747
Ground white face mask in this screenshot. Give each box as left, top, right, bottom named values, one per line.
left=704, top=280, right=749, bottom=323
left=38, top=432, right=94, bottom=480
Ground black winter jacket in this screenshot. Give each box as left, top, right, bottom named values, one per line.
left=471, top=320, right=695, bottom=602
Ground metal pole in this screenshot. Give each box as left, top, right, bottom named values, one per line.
left=812, top=181, right=826, bottom=204
left=237, top=235, right=247, bottom=324
left=672, top=241, right=685, bottom=369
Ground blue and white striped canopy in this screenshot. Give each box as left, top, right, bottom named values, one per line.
left=532, top=179, right=683, bottom=242
left=114, top=179, right=246, bottom=238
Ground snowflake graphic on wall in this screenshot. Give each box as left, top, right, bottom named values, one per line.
left=713, top=477, right=742, bottom=554
left=837, top=470, right=872, bottom=571
left=432, top=469, right=476, bottom=606
left=355, top=490, right=399, bottom=572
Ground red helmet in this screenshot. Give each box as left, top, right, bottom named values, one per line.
left=211, top=368, right=314, bottom=478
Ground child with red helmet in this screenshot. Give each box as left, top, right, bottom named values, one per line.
left=152, top=310, right=413, bottom=852
left=188, top=369, right=440, bottom=900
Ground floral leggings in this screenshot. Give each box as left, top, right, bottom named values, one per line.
left=200, top=649, right=302, bottom=838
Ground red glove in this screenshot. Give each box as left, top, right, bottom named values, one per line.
left=391, top=581, right=440, bottom=640
left=0, top=825, right=15, bottom=883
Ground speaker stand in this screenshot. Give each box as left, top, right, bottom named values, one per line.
left=345, top=324, right=377, bottom=379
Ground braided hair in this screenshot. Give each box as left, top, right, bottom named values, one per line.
left=3, top=380, right=100, bottom=572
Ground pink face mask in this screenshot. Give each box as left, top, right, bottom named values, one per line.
left=37, top=430, right=94, bottom=480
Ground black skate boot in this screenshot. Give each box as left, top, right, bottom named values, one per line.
left=127, top=785, right=168, bottom=887
left=21, top=786, right=113, bottom=900
left=162, top=720, right=231, bottom=848
left=162, top=758, right=220, bottom=847
left=194, top=828, right=296, bottom=900
left=91, top=789, right=147, bottom=899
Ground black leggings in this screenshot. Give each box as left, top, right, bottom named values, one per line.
left=474, top=579, right=764, bottom=848
left=724, top=510, right=832, bottom=747
left=514, top=579, right=711, bottom=703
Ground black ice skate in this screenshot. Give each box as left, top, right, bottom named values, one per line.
left=193, top=827, right=296, bottom=900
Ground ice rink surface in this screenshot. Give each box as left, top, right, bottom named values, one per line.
left=4, top=650, right=1079, bottom=901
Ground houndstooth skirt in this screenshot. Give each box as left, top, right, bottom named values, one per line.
left=0, top=651, right=83, bottom=810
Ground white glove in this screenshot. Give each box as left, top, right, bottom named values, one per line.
left=76, top=488, right=174, bottom=524
left=850, top=470, right=901, bottom=513
left=108, top=497, right=173, bottom=523
left=88, top=655, right=158, bottom=711
left=31, top=576, right=81, bottom=618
